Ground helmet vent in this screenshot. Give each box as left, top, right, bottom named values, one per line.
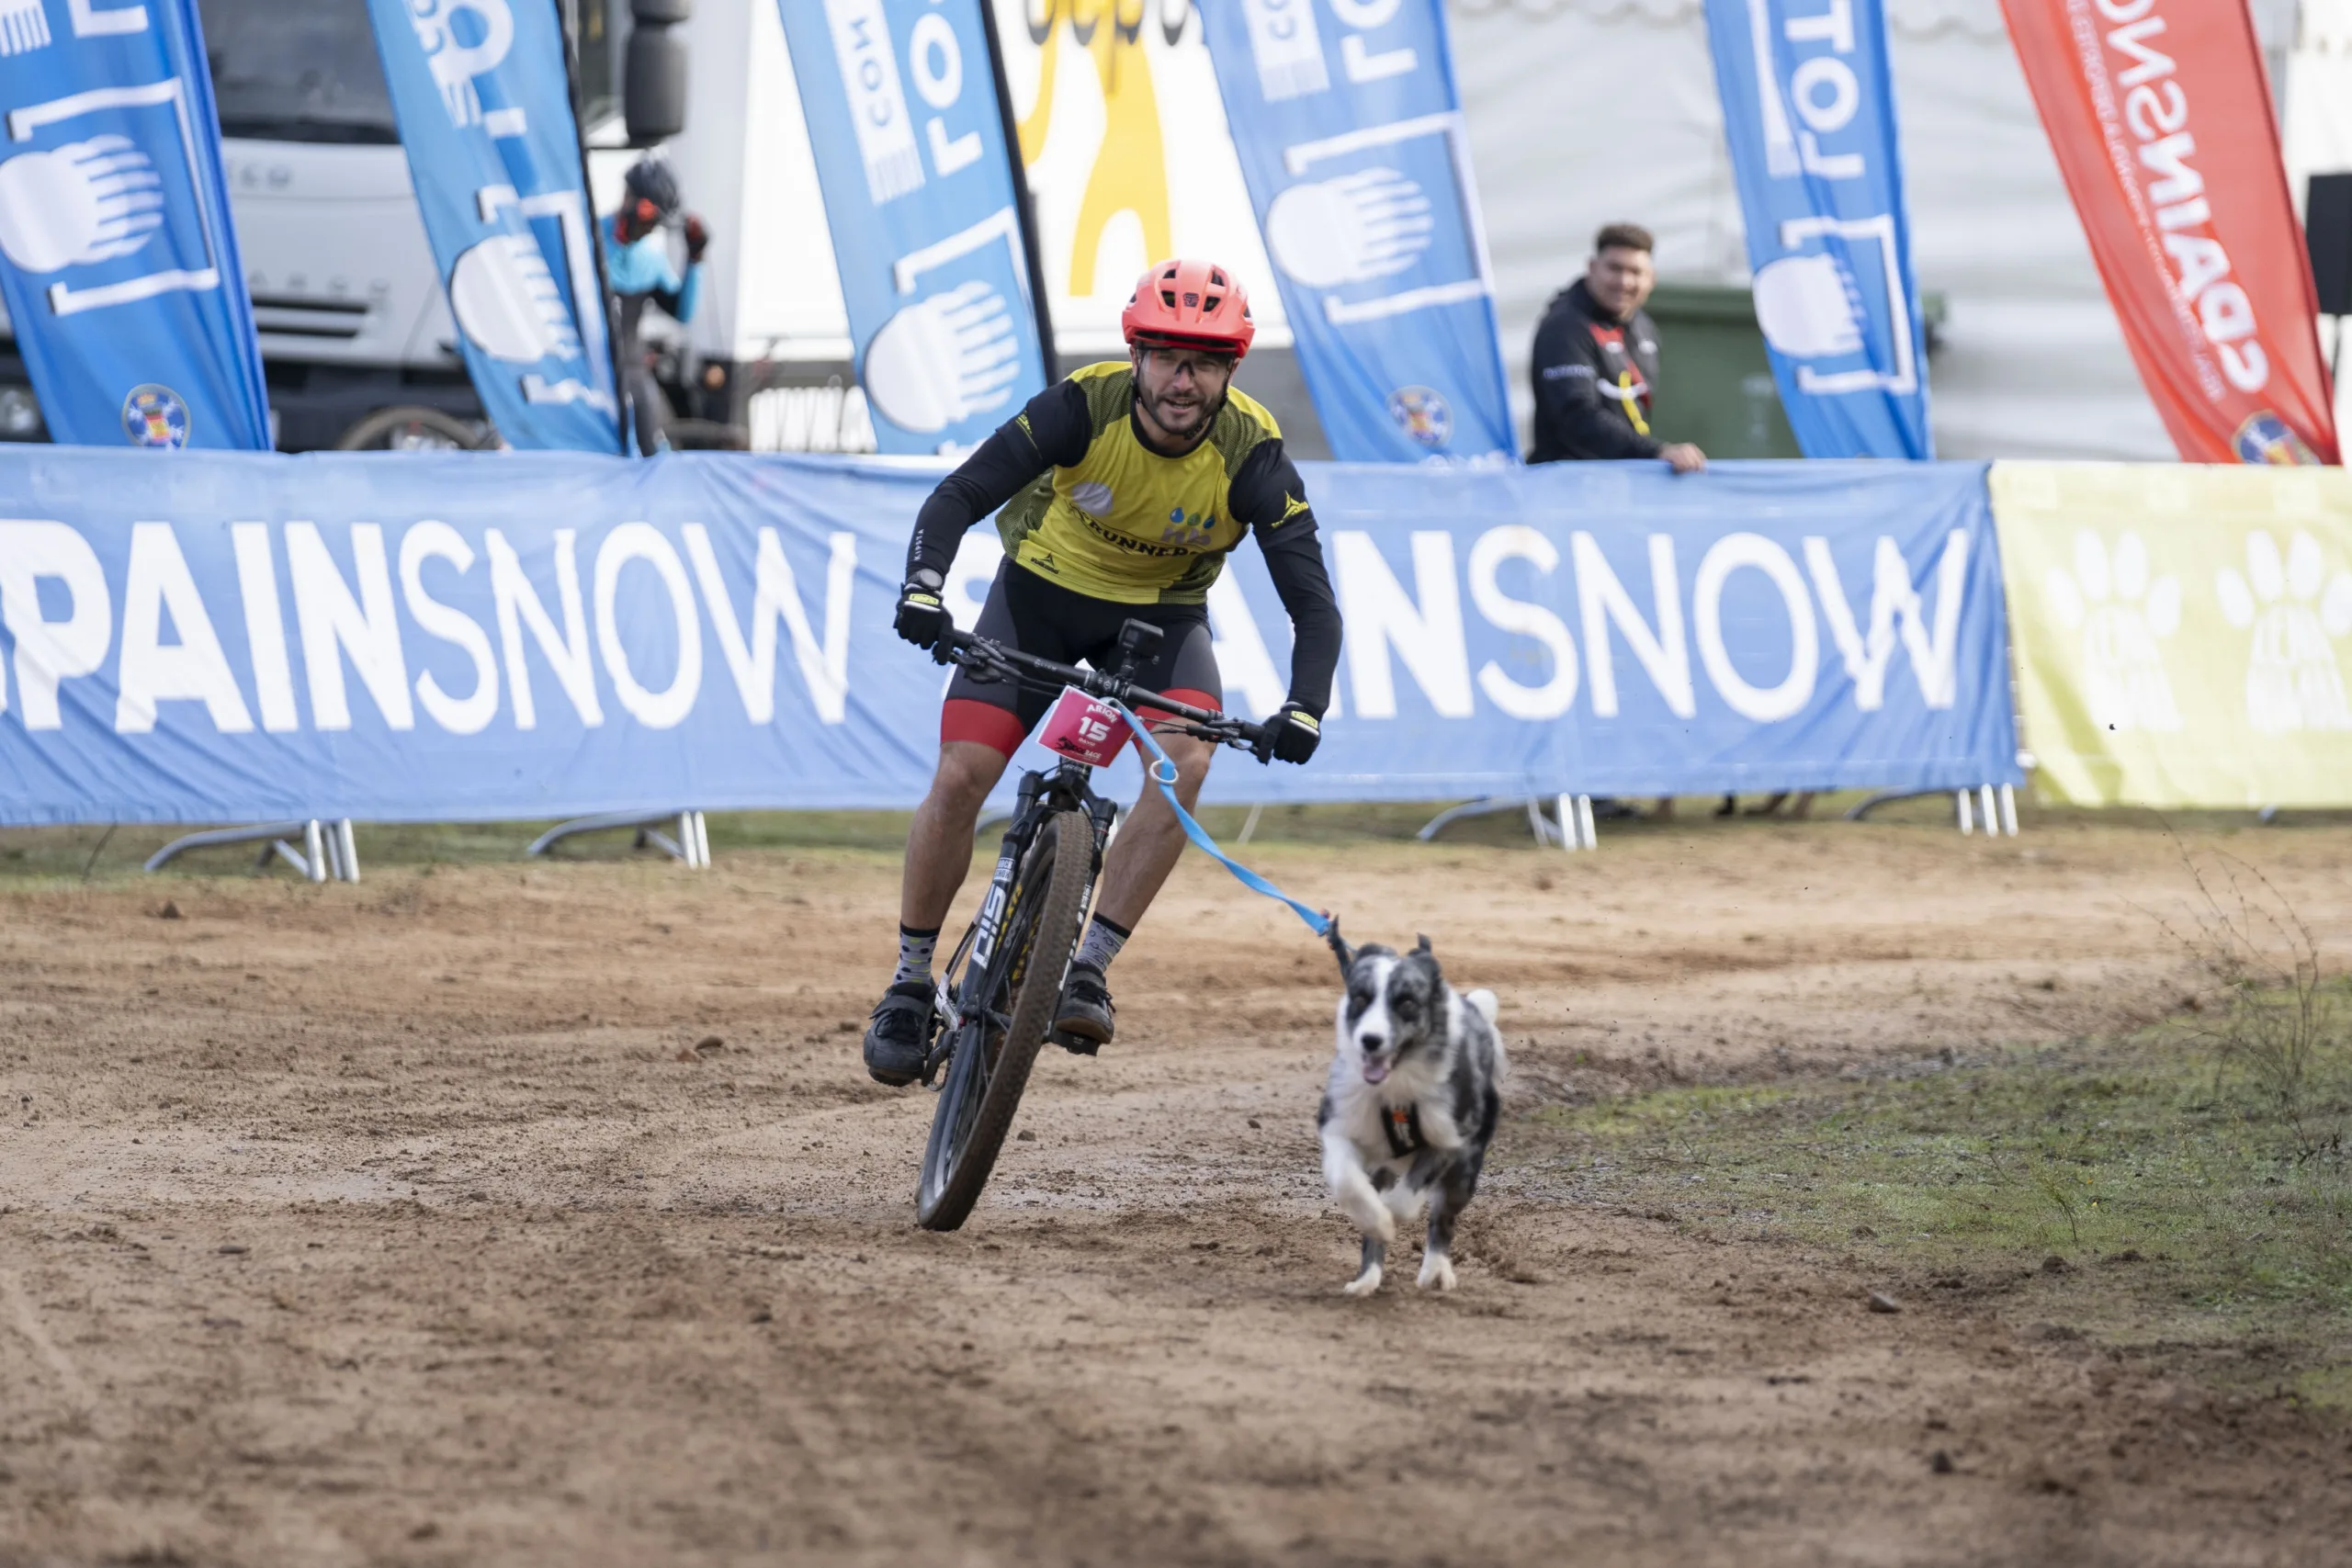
left=1123, top=258, right=1255, bottom=360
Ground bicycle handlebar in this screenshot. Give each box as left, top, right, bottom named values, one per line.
left=931, top=626, right=1274, bottom=757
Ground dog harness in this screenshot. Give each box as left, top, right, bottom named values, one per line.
left=1379, top=1103, right=1429, bottom=1158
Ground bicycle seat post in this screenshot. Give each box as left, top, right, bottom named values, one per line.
left=1111, top=618, right=1164, bottom=682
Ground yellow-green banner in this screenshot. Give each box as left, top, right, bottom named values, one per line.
left=1994, top=462, right=2352, bottom=808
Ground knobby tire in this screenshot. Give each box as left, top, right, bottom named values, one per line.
left=916, top=810, right=1090, bottom=1231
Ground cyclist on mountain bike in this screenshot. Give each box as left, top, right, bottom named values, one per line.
left=863, top=259, right=1343, bottom=1088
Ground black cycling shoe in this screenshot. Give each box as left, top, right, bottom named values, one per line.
left=1053, top=962, right=1114, bottom=1054
left=862, top=980, right=936, bottom=1087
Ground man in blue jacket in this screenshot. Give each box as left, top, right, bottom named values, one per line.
left=603, top=158, right=707, bottom=456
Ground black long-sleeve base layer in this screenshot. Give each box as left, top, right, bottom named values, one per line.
left=904, top=379, right=1342, bottom=718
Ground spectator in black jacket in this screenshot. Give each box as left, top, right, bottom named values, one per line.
left=1529, top=223, right=1705, bottom=475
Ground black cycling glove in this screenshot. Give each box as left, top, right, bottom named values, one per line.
left=1259, top=703, right=1320, bottom=766
left=894, top=570, right=950, bottom=649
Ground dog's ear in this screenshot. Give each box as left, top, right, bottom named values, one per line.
left=1323, top=915, right=1355, bottom=980
left=1415, top=933, right=1432, bottom=956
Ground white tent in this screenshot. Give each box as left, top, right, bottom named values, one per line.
left=1453, top=0, right=2301, bottom=460
left=718, top=0, right=2335, bottom=461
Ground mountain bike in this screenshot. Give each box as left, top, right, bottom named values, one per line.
left=913, top=619, right=1275, bottom=1231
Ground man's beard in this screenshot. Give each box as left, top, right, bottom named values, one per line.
left=1140, top=385, right=1224, bottom=446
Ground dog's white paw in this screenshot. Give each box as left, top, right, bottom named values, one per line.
left=1343, top=1263, right=1384, bottom=1297
left=1417, top=1253, right=1457, bottom=1292
left=1337, top=1180, right=1396, bottom=1245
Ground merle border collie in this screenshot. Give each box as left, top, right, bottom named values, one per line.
left=1317, top=935, right=1505, bottom=1295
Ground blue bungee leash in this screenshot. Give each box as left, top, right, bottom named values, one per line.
left=1108, top=699, right=1357, bottom=977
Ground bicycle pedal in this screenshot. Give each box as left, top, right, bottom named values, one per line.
left=1051, top=1028, right=1099, bottom=1057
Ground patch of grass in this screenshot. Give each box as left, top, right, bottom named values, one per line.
left=18, top=793, right=2352, bottom=888
left=0, top=796, right=1893, bottom=885
left=1508, top=1024, right=2352, bottom=1387
left=0, top=812, right=928, bottom=884
left=2163, top=852, right=2351, bottom=1163
left=10, top=795, right=2350, bottom=891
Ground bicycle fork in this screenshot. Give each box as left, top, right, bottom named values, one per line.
left=923, top=799, right=1029, bottom=1089
left=964, top=774, right=1041, bottom=991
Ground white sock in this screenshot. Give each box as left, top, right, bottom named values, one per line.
left=893, top=924, right=939, bottom=987
left=1073, top=915, right=1131, bottom=973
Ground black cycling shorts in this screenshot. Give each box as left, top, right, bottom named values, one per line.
left=941, top=561, right=1223, bottom=758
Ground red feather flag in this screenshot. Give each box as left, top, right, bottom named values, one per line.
left=2000, top=0, right=2339, bottom=464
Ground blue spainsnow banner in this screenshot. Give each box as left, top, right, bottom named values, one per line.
left=0, top=0, right=268, bottom=450
left=1703, top=0, right=1932, bottom=459
left=365, top=0, right=621, bottom=452
left=1200, top=0, right=1513, bottom=467
left=775, top=0, right=1048, bottom=457
left=0, top=449, right=2015, bottom=825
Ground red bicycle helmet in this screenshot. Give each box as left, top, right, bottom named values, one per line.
left=1121, top=258, right=1256, bottom=360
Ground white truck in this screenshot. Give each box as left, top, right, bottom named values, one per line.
left=0, top=0, right=741, bottom=451
left=185, top=0, right=956, bottom=454
left=0, top=0, right=1317, bottom=455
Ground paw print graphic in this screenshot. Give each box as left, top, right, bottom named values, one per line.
left=2043, top=529, right=2182, bottom=734
left=2215, top=529, right=2352, bottom=734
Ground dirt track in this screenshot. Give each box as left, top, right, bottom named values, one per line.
left=5, top=819, right=2351, bottom=1566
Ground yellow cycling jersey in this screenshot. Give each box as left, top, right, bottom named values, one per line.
left=993, top=362, right=1287, bottom=605
left=904, top=359, right=1341, bottom=714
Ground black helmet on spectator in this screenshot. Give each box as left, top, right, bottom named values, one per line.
left=624, top=158, right=682, bottom=221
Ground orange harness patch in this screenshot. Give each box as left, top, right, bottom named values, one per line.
left=1380, top=1103, right=1428, bottom=1158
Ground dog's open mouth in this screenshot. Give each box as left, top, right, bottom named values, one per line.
left=1362, top=1059, right=1391, bottom=1085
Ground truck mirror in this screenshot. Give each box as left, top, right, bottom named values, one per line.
left=625, top=0, right=689, bottom=145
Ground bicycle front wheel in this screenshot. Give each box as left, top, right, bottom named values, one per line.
left=916, top=809, right=1091, bottom=1231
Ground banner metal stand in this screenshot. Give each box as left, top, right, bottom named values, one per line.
left=526, top=810, right=709, bottom=869
left=1564, top=794, right=1600, bottom=852
left=145, top=819, right=359, bottom=883
left=1418, top=796, right=1523, bottom=842
left=1847, top=787, right=2018, bottom=837
left=1418, top=795, right=1598, bottom=851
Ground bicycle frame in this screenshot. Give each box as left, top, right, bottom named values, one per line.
left=919, top=623, right=1270, bottom=1084
left=911, top=619, right=1288, bottom=1226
